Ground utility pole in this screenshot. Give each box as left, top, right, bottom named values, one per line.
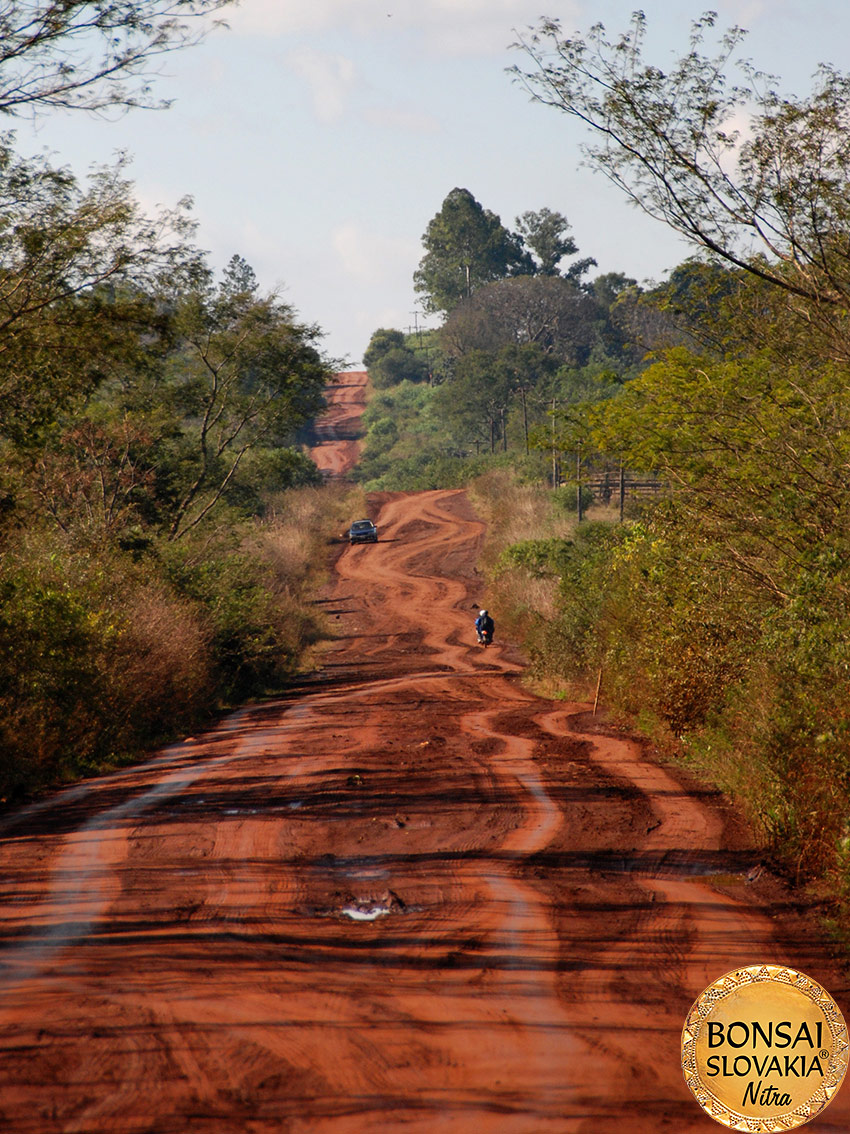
left=551, top=397, right=558, bottom=489
left=409, top=310, right=425, bottom=348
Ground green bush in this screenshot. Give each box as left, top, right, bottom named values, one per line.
left=0, top=482, right=355, bottom=802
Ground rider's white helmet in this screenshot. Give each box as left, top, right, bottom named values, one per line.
left=479, top=610, right=487, bottom=617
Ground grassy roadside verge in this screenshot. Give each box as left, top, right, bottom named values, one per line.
left=468, top=467, right=621, bottom=700
left=469, top=467, right=850, bottom=938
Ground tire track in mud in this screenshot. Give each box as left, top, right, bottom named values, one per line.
left=0, top=469, right=849, bottom=1127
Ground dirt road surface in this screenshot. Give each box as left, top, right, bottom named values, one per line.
left=1, top=375, right=849, bottom=1133
left=310, top=371, right=368, bottom=477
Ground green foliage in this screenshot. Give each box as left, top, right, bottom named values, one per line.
left=222, top=446, right=322, bottom=512
left=513, top=344, right=850, bottom=886
left=414, top=187, right=530, bottom=314
left=511, top=11, right=850, bottom=356
left=0, top=145, right=197, bottom=448
left=160, top=536, right=311, bottom=703
left=0, top=0, right=233, bottom=117
left=0, top=144, right=338, bottom=802
left=593, top=350, right=850, bottom=584
left=363, top=328, right=406, bottom=369
left=514, top=207, right=595, bottom=280
left=505, top=5, right=850, bottom=901
left=0, top=537, right=211, bottom=797
left=551, top=483, right=594, bottom=514
left=355, top=376, right=552, bottom=490
left=164, top=255, right=330, bottom=538
left=0, top=483, right=347, bottom=801
left=370, top=346, right=429, bottom=388
left=433, top=349, right=513, bottom=451
left=495, top=536, right=573, bottom=578
left=363, top=327, right=431, bottom=388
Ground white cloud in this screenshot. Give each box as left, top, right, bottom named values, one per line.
left=717, top=0, right=769, bottom=26
left=286, top=48, right=358, bottom=123
left=332, top=223, right=419, bottom=285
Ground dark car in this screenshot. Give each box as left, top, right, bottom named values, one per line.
left=348, top=518, right=378, bottom=544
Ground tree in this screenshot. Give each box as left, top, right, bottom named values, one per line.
left=363, top=328, right=406, bottom=370
left=0, top=0, right=232, bottom=118
left=492, top=343, right=559, bottom=453
left=30, top=416, right=157, bottom=536
left=414, top=188, right=531, bottom=314
left=510, top=11, right=850, bottom=353
left=433, top=349, right=513, bottom=453
left=0, top=145, right=198, bottom=447
left=163, top=256, right=330, bottom=538
left=592, top=347, right=850, bottom=598
left=515, top=206, right=596, bottom=282
left=363, top=326, right=429, bottom=387
left=588, top=272, right=637, bottom=309
left=370, top=348, right=429, bottom=388
left=440, top=275, right=602, bottom=364
left=515, top=207, right=576, bottom=275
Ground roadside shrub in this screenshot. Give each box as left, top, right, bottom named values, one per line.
left=0, top=481, right=358, bottom=802
left=107, top=581, right=212, bottom=745
left=0, top=536, right=214, bottom=798
left=551, top=484, right=594, bottom=514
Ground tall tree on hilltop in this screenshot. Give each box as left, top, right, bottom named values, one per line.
left=414, top=188, right=531, bottom=315
left=515, top=207, right=596, bottom=282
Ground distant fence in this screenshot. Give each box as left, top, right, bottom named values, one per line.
left=554, top=469, right=667, bottom=516
left=583, top=472, right=666, bottom=501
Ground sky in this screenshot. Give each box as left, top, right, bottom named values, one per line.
left=15, top=0, right=850, bottom=366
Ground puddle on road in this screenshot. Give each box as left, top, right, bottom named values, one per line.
left=311, top=887, right=410, bottom=923
left=341, top=904, right=391, bottom=922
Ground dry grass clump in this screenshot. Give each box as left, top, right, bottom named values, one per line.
left=469, top=469, right=574, bottom=568
left=108, top=581, right=213, bottom=742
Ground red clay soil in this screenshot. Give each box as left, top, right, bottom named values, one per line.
left=309, top=370, right=368, bottom=478
left=0, top=380, right=849, bottom=1132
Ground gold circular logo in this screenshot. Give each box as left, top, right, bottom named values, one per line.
left=682, top=965, right=848, bottom=1129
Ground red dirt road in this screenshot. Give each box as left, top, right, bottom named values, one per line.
left=309, top=370, right=368, bottom=477
left=1, top=383, right=849, bottom=1132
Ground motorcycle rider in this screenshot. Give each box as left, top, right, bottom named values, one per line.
left=475, top=609, right=494, bottom=645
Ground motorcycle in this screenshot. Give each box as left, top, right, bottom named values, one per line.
left=476, top=627, right=493, bottom=647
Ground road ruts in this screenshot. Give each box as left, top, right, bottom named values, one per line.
left=0, top=387, right=848, bottom=1132
left=309, top=370, right=369, bottom=478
